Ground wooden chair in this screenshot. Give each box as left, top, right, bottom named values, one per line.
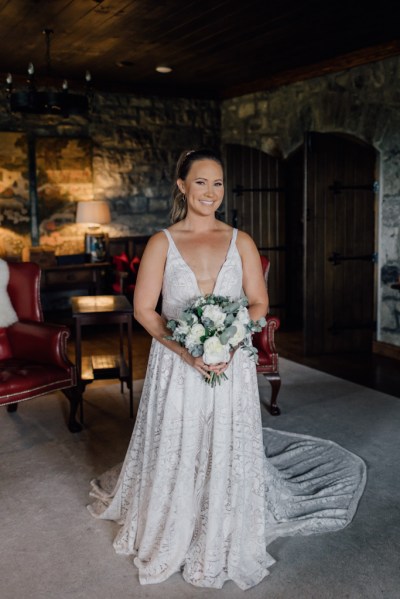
left=253, top=256, right=281, bottom=415
left=0, top=262, right=82, bottom=432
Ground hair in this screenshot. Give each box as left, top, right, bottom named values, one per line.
left=170, top=148, right=224, bottom=224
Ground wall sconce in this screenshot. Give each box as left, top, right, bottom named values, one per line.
left=76, top=200, right=111, bottom=262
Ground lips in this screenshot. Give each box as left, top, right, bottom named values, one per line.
left=199, top=200, right=214, bottom=205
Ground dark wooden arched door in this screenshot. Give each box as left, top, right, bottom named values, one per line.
left=225, top=136, right=377, bottom=356
left=224, top=144, right=286, bottom=322
left=303, top=132, right=377, bottom=354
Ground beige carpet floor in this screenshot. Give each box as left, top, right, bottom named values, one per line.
left=1, top=359, right=399, bottom=599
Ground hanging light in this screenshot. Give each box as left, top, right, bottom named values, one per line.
left=5, top=29, right=92, bottom=117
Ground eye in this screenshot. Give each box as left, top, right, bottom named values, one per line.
left=215, top=182, right=223, bottom=187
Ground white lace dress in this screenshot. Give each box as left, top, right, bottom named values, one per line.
left=88, top=229, right=366, bottom=590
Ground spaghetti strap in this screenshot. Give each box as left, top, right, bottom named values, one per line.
left=162, top=228, right=173, bottom=244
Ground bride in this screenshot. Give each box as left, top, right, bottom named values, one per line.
left=88, top=148, right=366, bottom=590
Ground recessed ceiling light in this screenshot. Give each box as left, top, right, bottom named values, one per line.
left=156, top=66, right=172, bottom=74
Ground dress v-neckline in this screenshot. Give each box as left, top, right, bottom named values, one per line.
left=165, top=229, right=237, bottom=296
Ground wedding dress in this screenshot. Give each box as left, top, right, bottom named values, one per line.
left=88, top=228, right=366, bottom=590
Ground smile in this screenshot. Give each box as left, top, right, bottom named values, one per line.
left=199, top=200, right=214, bottom=205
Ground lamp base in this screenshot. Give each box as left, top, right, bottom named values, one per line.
left=85, top=232, right=108, bottom=262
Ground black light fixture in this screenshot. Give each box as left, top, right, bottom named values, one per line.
left=5, top=29, right=92, bottom=117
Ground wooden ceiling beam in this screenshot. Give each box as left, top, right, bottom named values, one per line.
left=220, top=40, right=400, bottom=99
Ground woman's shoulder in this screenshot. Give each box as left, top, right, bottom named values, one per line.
left=143, top=230, right=169, bottom=255
left=236, top=229, right=257, bottom=248
left=148, top=229, right=168, bottom=242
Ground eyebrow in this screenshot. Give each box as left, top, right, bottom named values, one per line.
left=195, top=177, right=223, bottom=182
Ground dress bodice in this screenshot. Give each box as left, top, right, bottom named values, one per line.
left=161, top=228, right=243, bottom=320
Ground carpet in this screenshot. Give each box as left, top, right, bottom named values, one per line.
left=1, top=359, right=399, bottom=599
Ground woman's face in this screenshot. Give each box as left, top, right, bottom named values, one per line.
left=178, top=159, right=224, bottom=217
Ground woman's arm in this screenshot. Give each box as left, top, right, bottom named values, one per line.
left=133, top=231, right=170, bottom=338
left=133, top=231, right=211, bottom=377
left=237, top=231, right=269, bottom=321
left=211, top=231, right=268, bottom=377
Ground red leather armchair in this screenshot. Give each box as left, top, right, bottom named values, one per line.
left=0, top=262, right=82, bottom=432
left=253, top=256, right=281, bottom=415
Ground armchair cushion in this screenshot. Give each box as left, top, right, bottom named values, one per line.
left=0, top=359, right=74, bottom=404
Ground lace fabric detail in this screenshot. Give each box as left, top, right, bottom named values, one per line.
left=161, top=228, right=242, bottom=319
left=88, top=228, right=366, bottom=590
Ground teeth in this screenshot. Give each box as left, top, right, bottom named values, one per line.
left=200, top=200, right=213, bottom=205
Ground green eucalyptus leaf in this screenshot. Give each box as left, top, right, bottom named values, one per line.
left=224, top=313, right=235, bottom=325
left=191, top=344, right=204, bottom=357
left=219, top=325, right=237, bottom=345
left=167, top=320, right=177, bottom=331
left=224, top=301, right=240, bottom=314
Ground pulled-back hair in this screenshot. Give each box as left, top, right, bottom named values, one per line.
left=170, top=148, right=224, bottom=224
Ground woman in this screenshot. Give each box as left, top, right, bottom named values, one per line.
left=89, top=149, right=366, bottom=590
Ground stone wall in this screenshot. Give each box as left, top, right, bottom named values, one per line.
left=0, top=92, right=220, bottom=256
left=221, top=56, right=400, bottom=347
left=90, top=94, right=220, bottom=236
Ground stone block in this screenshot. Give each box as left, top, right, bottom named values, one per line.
left=148, top=198, right=170, bottom=213
left=238, top=102, right=256, bottom=119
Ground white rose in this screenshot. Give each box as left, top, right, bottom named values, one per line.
left=229, top=320, right=246, bottom=348
left=203, top=335, right=230, bottom=365
left=202, top=305, right=226, bottom=329
left=185, top=323, right=205, bottom=349
left=236, top=306, right=250, bottom=325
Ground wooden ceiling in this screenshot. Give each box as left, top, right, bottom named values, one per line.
left=0, top=0, right=400, bottom=99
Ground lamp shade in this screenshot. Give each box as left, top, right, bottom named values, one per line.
left=76, top=201, right=111, bottom=225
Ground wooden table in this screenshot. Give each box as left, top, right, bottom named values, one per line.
left=71, top=295, right=134, bottom=420
left=42, top=261, right=111, bottom=294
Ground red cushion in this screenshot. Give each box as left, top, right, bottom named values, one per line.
left=112, top=252, right=130, bottom=271
left=0, top=359, right=73, bottom=405
left=0, top=328, right=12, bottom=360
left=130, top=256, right=140, bottom=274
left=260, top=255, right=269, bottom=273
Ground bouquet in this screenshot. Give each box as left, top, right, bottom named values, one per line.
left=165, top=294, right=266, bottom=387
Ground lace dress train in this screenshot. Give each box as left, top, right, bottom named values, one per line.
left=88, top=229, right=366, bottom=590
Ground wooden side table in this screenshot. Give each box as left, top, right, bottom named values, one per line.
left=71, top=295, right=134, bottom=421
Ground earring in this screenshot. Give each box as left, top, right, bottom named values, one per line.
left=181, top=193, right=186, bottom=203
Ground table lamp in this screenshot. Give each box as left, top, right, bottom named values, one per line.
left=76, top=200, right=111, bottom=262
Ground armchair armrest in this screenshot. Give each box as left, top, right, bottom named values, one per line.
left=7, top=321, right=73, bottom=370
left=253, top=315, right=280, bottom=356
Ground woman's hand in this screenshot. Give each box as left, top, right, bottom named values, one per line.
left=181, top=347, right=237, bottom=378
left=182, top=352, right=211, bottom=379
left=205, top=347, right=237, bottom=376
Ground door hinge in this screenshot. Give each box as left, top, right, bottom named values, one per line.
left=329, top=180, right=379, bottom=194
left=328, top=252, right=378, bottom=266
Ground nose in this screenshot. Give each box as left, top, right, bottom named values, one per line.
left=205, top=185, right=215, bottom=197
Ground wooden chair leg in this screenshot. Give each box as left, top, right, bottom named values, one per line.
left=62, top=387, right=83, bottom=433
left=7, top=403, right=18, bottom=413
left=266, top=374, right=281, bottom=415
